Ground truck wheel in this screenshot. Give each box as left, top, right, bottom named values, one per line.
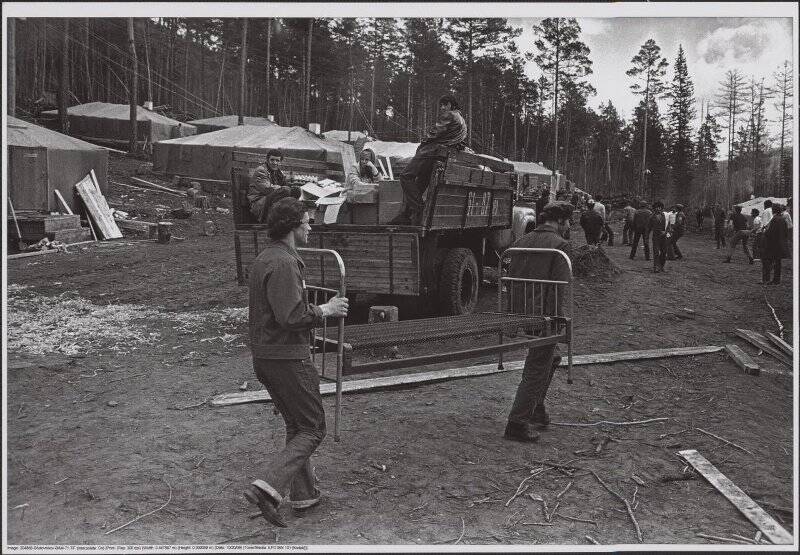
left=439, top=248, right=479, bottom=315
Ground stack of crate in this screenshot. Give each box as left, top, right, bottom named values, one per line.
left=8, top=212, right=92, bottom=246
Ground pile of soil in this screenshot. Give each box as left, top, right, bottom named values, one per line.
left=570, top=244, right=624, bottom=278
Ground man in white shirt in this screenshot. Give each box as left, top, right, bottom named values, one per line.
left=593, top=196, right=614, bottom=246
left=761, top=199, right=773, bottom=228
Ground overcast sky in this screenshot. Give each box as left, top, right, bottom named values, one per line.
left=512, top=17, right=794, bottom=133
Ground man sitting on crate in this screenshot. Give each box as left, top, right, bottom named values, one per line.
left=504, top=201, right=573, bottom=443
left=248, top=148, right=302, bottom=223
left=388, top=94, right=468, bottom=225
left=244, top=197, right=349, bottom=527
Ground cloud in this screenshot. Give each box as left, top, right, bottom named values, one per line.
left=697, top=22, right=773, bottom=65
left=576, top=18, right=609, bottom=36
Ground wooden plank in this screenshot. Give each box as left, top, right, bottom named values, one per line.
left=724, top=344, right=760, bottom=376
left=130, top=176, right=187, bottom=196
left=765, top=332, right=793, bottom=357
left=433, top=146, right=515, bottom=172
left=74, top=174, right=123, bottom=239
left=116, top=219, right=158, bottom=239
left=734, top=329, right=792, bottom=367
left=7, top=249, right=61, bottom=260
left=678, top=449, right=793, bottom=545
left=53, top=190, right=74, bottom=214
left=211, top=345, right=725, bottom=406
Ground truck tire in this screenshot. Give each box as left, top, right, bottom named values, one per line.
left=439, top=248, right=479, bottom=315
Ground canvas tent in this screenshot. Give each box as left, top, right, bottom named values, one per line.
left=735, top=196, right=789, bottom=216
left=42, top=102, right=196, bottom=145
left=323, top=130, right=372, bottom=144
left=187, top=115, right=277, bottom=134
left=508, top=160, right=553, bottom=196
left=152, top=125, right=357, bottom=181
left=6, top=116, right=108, bottom=212
left=360, top=140, right=421, bottom=176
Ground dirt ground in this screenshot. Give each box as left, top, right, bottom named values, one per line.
left=5, top=155, right=797, bottom=548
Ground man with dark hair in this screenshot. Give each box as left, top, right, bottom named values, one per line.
left=504, top=201, right=573, bottom=443
left=244, top=197, right=349, bottom=527
left=580, top=201, right=604, bottom=245
left=724, top=205, right=753, bottom=264
left=761, top=203, right=789, bottom=285
left=650, top=200, right=670, bottom=273
left=389, top=94, right=468, bottom=225
left=629, top=201, right=652, bottom=261
left=248, top=149, right=302, bottom=223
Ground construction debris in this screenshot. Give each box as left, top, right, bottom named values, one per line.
left=570, top=244, right=623, bottom=278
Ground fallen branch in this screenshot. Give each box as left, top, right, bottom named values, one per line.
left=105, top=479, right=172, bottom=535
left=556, top=481, right=573, bottom=500
left=585, top=535, right=600, bottom=545
left=730, top=533, right=759, bottom=545
left=168, top=396, right=211, bottom=411
left=696, top=532, right=752, bottom=545
left=763, top=292, right=784, bottom=340
left=552, top=417, right=668, bottom=428
left=505, top=468, right=547, bottom=507
left=753, top=499, right=793, bottom=514
left=555, top=512, right=598, bottom=526
left=521, top=521, right=554, bottom=526
left=590, top=470, right=642, bottom=543
left=694, top=427, right=754, bottom=457
left=453, top=517, right=466, bottom=545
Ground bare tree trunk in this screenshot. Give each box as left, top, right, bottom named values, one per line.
left=183, top=27, right=190, bottom=113
left=8, top=18, right=16, bottom=116
left=238, top=18, right=248, bottom=125
left=83, top=18, right=91, bottom=101
left=305, top=19, right=313, bottom=126
left=265, top=18, right=272, bottom=116
left=216, top=48, right=226, bottom=113
left=552, top=23, right=560, bottom=189
left=144, top=19, right=153, bottom=106
left=58, top=19, right=69, bottom=133
left=127, top=18, right=139, bottom=152
left=370, top=62, right=375, bottom=129
left=640, top=74, right=650, bottom=199
left=778, top=62, right=788, bottom=195
left=467, top=22, right=473, bottom=147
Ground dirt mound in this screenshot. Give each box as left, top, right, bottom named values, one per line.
left=570, top=244, right=624, bottom=278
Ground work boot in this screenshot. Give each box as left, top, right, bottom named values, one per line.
left=245, top=482, right=286, bottom=528
left=532, top=404, right=551, bottom=427
left=504, top=421, right=539, bottom=443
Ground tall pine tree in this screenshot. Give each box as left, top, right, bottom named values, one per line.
left=666, top=45, right=696, bottom=203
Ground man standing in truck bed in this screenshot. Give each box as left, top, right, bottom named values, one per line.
left=504, top=201, right=573, bottom=443
left=389, top=94, right=468, bottom=225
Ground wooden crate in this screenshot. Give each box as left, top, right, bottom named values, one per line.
left=9, top=214, right=82, bottom=242
left=349, top=180, right=404, bottom=225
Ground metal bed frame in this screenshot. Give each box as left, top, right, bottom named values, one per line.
left=299, top=247, right=573, bottom=442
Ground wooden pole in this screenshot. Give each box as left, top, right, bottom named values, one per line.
left=59, top=19, right=69, bottom=133
left=238, top=18, right=248, bottom=125
left=126, top=18, right=139, bottom=153
left=265, top=18, right=271, bottom=117
left=305, top=19, right=313, bottom=126
left=84, top=18, right=92, bottom=101
left=7, top=17, right=16, bottom=116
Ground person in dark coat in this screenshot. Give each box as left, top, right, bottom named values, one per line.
left=504, top=201, right=573, bottom=443
left=670, top=204, right=686, bottom=260
left=713, top=204, right=727, bottom=249
left=649, top=200, right=671, bottom=273
left=622, top=200, right=636, bottom=245
left=580, top=202, right=604, bottom=245
left=629, top=202, right=652, bottom=260
left=761, top=203, right=790, bottom=285
left=388, top=94, right=467, bottom=225
left=245, top=198, right=349, bottom=527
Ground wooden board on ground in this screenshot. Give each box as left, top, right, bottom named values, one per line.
left=724, top=344, right=760, bottom=376
left=211, top=344, right=724, bottom=407
left=116, top=219, right=159, bottom=239
left=678, top=449, right=793, bottom=545
left=131, top=176, right=187, bottom=196
left=765, top=332, right=793, bottom=357
left=74, top=173, right=123, bottom=239
left=734, top=329, right=792, bottom=367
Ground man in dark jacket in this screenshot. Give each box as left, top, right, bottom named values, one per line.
left=504, top=201, right=573, bottom=443
left=724, top=205, right=753, bottom=264
left=629, top=202, right=652, bottom=260
left=245, top=198, right=349, bottom=527
left=248, top=149, right=302, bottom=223
left=580, top=202, right=604, bottom=245
left=650, top=200, right=671, bottom=273
left=761, top=203, right=790, bottom=285
left=389, top=94, right=467, bottom=225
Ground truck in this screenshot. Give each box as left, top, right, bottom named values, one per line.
left=231, top=147, right=536, bottom=315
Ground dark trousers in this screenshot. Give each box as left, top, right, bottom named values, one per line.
left=669, top=230, right=684, bottom=259
left=253, top=358, right=325, bottom=506
left=599, top=223, right=614, bottom=246
left=629, top=229, right=650, bottom=260
left=714, top=226, right=726, bottom=248
left=652, top=233, right=668, bottom=270
left=508, top=345, right=560, bottom=425
left=622, top=221, right=633, bottom=244
left=727, top=230, right=752, bottom=262
left=761, top=258, right=782, bottom=284
left=399, top=155, right=443, bottom=218
left=584, top=229, right=601, bottom=245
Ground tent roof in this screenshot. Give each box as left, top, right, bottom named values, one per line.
left=735, top=196, right=789, bottom=213
left=323, top=130, right=372, bottom=142
left=7, top=116, right=107, bottom=151
left=362, top=140, right=420, bottom=159
left=42, top=102, right=195, bottom=128
left=157, top=124, right=352, bottom=154
left=187, top=115, right=277, bottom=128
left=509, top=160, right=552, bottom=176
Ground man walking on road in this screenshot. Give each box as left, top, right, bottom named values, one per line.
left=761, top=203, right=790, bottom=285
left=504, top=201, right=573, bottom=443
left=724, top=205, right=753, bottom=264
left=629, top=201, right=652, bottom=261
left=713, top=205, right=727, bottom=249
left=245, top=197, right=349, bottom=527
left=580, top=201, right=604, bottom=245
left=650, top=200, right=671, bottom=273
left=622, top=199, right=636, bottom=245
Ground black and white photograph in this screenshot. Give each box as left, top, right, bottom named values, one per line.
left=2, top=2, right=798, bottom=552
